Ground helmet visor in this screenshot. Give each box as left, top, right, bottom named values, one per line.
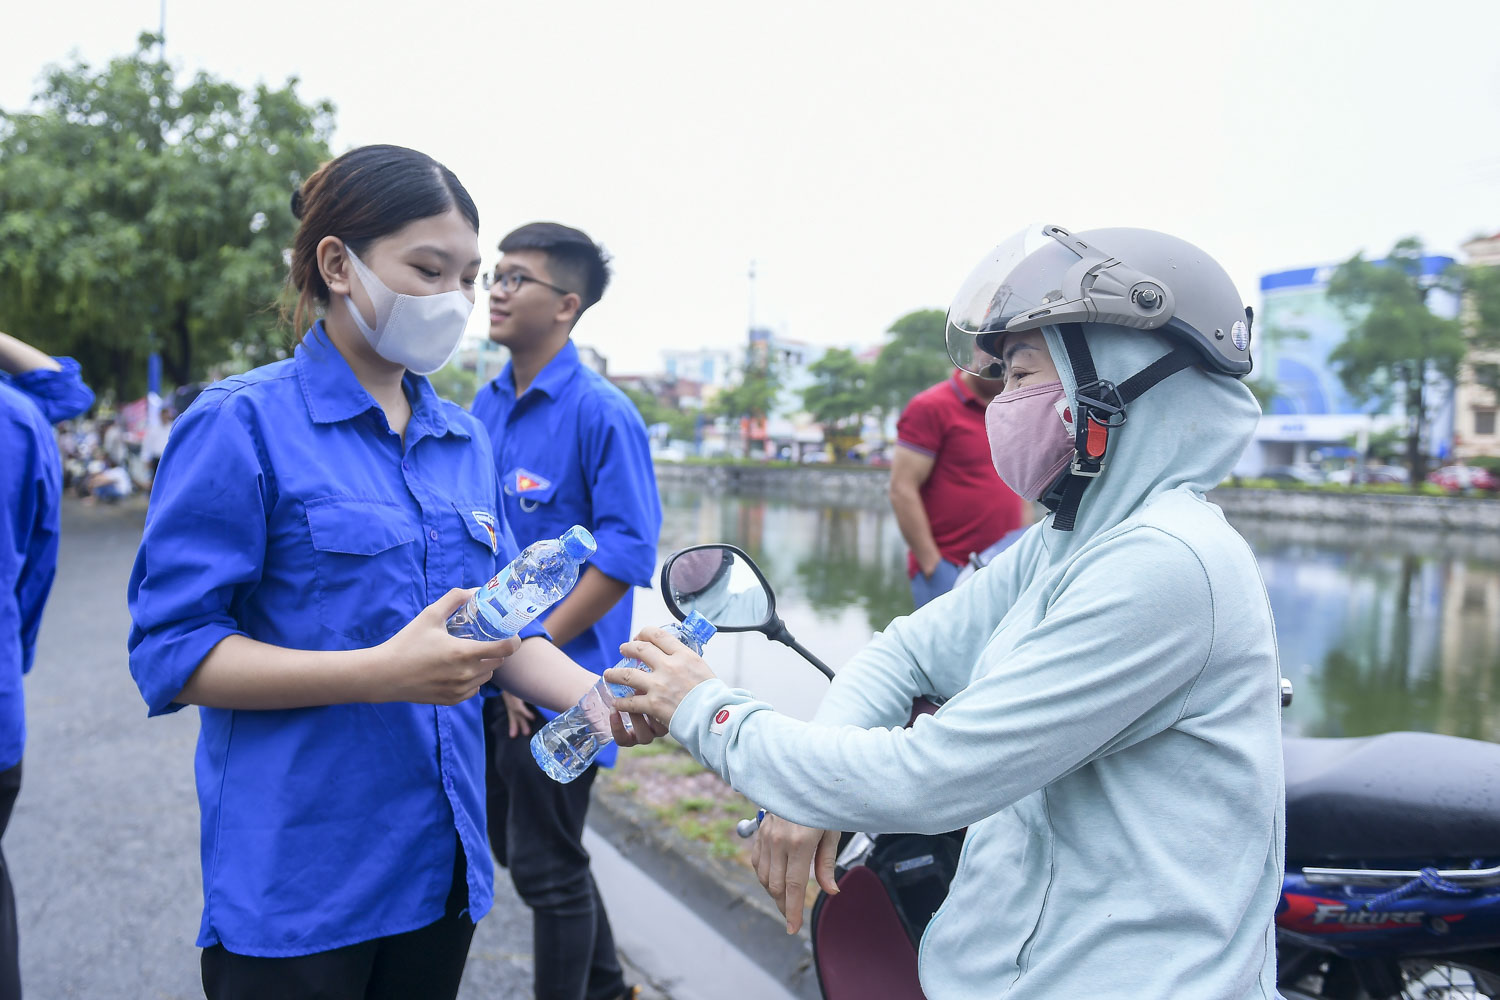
left=945, top=225, right=1062, bottom=379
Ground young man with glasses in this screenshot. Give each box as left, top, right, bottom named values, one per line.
left=471, top=223, right=661, bottom=1000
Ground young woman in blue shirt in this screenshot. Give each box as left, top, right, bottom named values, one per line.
left=126, top=145, right=635, bottom=1000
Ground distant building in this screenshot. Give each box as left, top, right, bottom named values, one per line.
left=610, top=372, right=703, bottom=411
left=746, top=327, right=830, bottom=459
left=577, top=344, right=608, bottom=376
left=456, top=335, right=509, bottom=388
left=1246, top=256, right=1457, bottom=472
left=1455, top=234, right=1500, bottom=461
left=455, top=336, right=607, bottom=384
left=662, top=347, right=734, bottom=389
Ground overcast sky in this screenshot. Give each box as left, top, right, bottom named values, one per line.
left=6, top=0, right=1500, bottom=375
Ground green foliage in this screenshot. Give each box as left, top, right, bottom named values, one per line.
left=709, top=347, right=782, bottom=457
left=427, top=363, right=480, bottom=406
left=801, top=347, right=870, bottom=452
left=0, top=34, right=334, bottom=399
left=1229, top=477, right=1446, bottom=496
left=1326, top=238, right=1466, bottom=483
left=1341, top=425, right=1406, bottom=464
left=1461, top=259, right=1500, bottom=395
left=620, top=384, right=697, bottom=441
left=869, top=309, right=953, bottom=423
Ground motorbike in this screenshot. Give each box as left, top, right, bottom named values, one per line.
left=658, top=542, right=1500, bottom=1000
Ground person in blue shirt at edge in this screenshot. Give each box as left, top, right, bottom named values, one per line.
left=0, top=331, right=94, bottom=1000
left=471, top=222, right=661, bottom=1000
left=126, top=146, right=655, bottom=1000
left=608, top=226, right=1285, bottom=1000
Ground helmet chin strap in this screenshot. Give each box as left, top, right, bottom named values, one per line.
left=1040, top=323, right=1198, bottom=531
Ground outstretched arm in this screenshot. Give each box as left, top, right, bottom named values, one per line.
left=0, top=331, right=62, bottom=375
left=611, top=529, right=1216, bottom=835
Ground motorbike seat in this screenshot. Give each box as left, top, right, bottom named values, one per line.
left=1283, top=732, right=1500, bottom=864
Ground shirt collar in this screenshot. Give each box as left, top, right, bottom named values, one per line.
left=493, top=340, right=582, bottom=403
left=295, top=322, right=469, bottom=439
left=947, top=370, right=986, bottom=411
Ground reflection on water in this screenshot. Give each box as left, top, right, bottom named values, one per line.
left=1239, top=520, right=1500, bottom=742
left=638, top=489, right=1500, bottom=742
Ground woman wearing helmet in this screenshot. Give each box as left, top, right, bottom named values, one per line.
left=613, top=226, right=1281, bottom=999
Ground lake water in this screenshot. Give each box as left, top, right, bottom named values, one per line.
left=628, top=488, right=1500, bottom=743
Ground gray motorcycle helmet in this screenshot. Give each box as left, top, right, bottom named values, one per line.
left=945, top=224, right=1252, bottom=380
left=945, top=225, right=1253, bottom=532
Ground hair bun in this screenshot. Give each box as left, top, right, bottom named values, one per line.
left=290, top=188, right=305, bottom=220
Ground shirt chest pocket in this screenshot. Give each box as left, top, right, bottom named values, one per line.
left=502, top=465, right=560, bottom=515
left=305, top=497, right=419, bottom=646
left=452, top=500, right=502, bottom=589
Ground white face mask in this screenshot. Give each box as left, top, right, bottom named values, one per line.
left=343, top=246, right=474, bottom=376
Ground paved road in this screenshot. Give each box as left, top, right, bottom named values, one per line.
left=6, top=498, right=658, bottom=999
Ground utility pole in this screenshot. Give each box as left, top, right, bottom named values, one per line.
left=159, top=0, right=167, bottom=60
left=747, top=259, right=757, bottom=340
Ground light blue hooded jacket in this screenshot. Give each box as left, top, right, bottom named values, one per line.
left=668, top=323, right=1285, bottom=999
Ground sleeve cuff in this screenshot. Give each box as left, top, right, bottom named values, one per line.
left=131, top=622, right=243, bottom=717
left=13, top=358, right=95, bottom=424
left=894, top=439, right=937, bottom=458
left=668, top=677, right=760, bottom=777
left=587, top=535, right=659, bottom=589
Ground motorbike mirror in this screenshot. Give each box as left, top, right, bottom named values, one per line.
left=660, top=543, right=835, bottom=679
left=661, top=544, right=775, bottom=632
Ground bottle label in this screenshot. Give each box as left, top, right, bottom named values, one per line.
left=497, top=602, right=542, bottom=634
left=478, top=565, right=542, bottom=636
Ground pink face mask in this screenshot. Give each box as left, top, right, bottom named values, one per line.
left=985, top=380, right=1076, bottom=500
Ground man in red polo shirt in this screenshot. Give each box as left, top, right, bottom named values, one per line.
left=889, top=369, right=1027, bottom=607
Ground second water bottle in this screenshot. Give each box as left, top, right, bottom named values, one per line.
left=531, top=611, right=717, bottom=783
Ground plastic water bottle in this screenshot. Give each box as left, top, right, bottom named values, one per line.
left=531, top=611, right=717, bottom=783
left=447, top=525, right=596, bottom=640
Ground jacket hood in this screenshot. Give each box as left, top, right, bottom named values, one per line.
left=1036, top=322, right=1261, bottom=561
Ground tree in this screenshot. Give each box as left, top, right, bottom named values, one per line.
left=619, top=384, right=696, bottom=442
left=427, top=363, right=479, bottom=406
left=1460, top=257, right=1500, bottom=396
left=800, top=347, right=870, bottom=458
left=0, top=34, right=335, bottom=400
left=709, top=347, right=782, bottom=458
left=868, top=309, right=953, bottom=437
left=1327, top=238, right=1465, bottom=483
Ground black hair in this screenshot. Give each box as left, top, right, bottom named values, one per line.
left=287, top=144, right=479, bottom=331
left=498, top=222, right=612, bottom=317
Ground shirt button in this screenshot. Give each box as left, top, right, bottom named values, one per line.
left=402, top=462, right=410, bottom=471
left=429, top=529, right=439, bottom=541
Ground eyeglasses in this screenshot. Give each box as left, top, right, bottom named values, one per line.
left=481, top=270, right=573, bottom=296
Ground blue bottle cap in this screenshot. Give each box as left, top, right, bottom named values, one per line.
left=681, top=610, right=717, bottom=646
left=560, top=525, right=597, bottom=561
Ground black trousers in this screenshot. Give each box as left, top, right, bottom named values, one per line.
left=200, top=840, right=474, bottom=1000
left=485, top=698, right=626, bottom=1000
left=0, top=762, right=21, bottom=1000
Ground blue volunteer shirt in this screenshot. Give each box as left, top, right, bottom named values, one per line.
left=1, top=358, right=93, bottom=772
left=0, top=388, right=61, bottom=770
left=471, top=340, right=661, bottom=767
left=128, top=324, right=543, bottom=957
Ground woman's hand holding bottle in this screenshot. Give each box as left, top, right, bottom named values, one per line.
left=372, top=588, right=519, bottom=705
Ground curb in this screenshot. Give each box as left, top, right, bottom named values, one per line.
left=587, top=782, right=822, bottom=1000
